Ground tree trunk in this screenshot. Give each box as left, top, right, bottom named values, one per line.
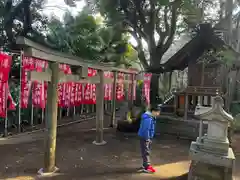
left=150, top=73, right=160, bottom=106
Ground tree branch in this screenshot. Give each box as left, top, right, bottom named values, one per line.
left=158, top=0, right=180, bottom=54
left=128, top=30, right=149, bottom=69
left=148, top=0, right=157, bottom=51
left=132, top=0, right=147, bottom=29
left=4, top=0, right=33, bottom=43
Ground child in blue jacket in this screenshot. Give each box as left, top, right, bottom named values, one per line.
left=138, top=105, right=160, bottom=173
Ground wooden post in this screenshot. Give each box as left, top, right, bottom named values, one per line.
left=174, top=94, right=177, bottom=115
left=110, top=71, right=117, bottom=127
left=184, top=94, right=188, bottom=121
left=93, top=70, right=106, bottom=145
left=44, top=62, right=59, bottom=173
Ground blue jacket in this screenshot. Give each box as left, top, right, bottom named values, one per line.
left=138, top=111, right=156, bottom=140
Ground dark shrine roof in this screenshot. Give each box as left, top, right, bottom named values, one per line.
left=147, top=23, right=226, bottom=74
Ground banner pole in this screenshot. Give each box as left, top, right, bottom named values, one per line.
left=18, top=51, right=23, bottom=133
left=31, top=103, right=34, bottom=128
left=4, top=83, right=8, bottom=137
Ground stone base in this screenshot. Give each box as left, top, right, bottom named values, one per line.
left=194, top=138, right=229, bottom=156
left=197, top=136, right=230, bottom=152
left=92, top=140, right=107, bottom=146
left=188, top=161, right=233, bottom=180
left=37, top=166, right=59, bottom=177
left=189, top=143, right=235, bottom=168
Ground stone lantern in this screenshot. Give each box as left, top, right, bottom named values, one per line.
left=188, top=96, right=235, bottom=180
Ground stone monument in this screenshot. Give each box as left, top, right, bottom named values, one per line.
left=188, top=96, right=235, bottom=180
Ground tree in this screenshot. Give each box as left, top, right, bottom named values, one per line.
left=1, top=0, right=48, bottom=49
left=82, top=0, right=200, bottom=105
left=46, top=10, right=138, bottom=67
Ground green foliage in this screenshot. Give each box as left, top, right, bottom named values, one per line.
left=231, top=103, right=240, bottom=117
left=0, top=0, right=48, bottom=48
left=200, top=48, right=236, bottom=67
left=218, top=49, right=235, bottom=67
left=92, top=0, right=198, bottom=66
left=46, top=11, right=138, bottom=66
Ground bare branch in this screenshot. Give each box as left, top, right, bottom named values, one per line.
left=164, top=7, right=170, bottom=33
left=132, top=0, right=147, bottom=28
left=159, top=0, right=180, bottom=54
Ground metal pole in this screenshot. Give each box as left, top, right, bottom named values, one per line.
left=31, top=104, right=34, bottom=128
left=110, top=71, right=117, bottom=127
left=59, top=108, right=62, bottom=119
left=44, top=62, right=59, bottom=173
left=130, top=74, right=135, bottom=107
left=41, top=80, right=44, bottom=124
left=42, top=108, right=44, bottom=124
left=4, top=83, right=8, bottom=137
left=199, top=120, right=203, bottom=140
left=18, top=51, right=23, bottom=133
left=80, top=84, right=84, bottom=114
left=66, top=107, right=69, bottom=117
left=73, top=106, right=76, bottom=117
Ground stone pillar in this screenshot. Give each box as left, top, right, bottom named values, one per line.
left=93, top=70, right=106, bottom=145
left=189, top=96, right=235, bottom=180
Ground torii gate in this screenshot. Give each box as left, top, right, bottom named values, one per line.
left=16, top=36, right=138, bottom=174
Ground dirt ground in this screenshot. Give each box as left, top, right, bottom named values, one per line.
left=0, top=118, right=239, bottom=180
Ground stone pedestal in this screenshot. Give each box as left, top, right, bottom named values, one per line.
left=188, top=161, right=234, bottom=180
left=189, top=143, right=235, bottom=168
left=188, top=96, right=236, bottom=180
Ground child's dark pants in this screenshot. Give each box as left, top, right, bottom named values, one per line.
left=140, top=138, right=151, bottom=168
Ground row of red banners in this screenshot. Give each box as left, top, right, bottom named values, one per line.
left=0, top=52, right=152, bottom=118
left=21, top=57, right=132, bottom=109
left=0, top=53, right=16, bottom=117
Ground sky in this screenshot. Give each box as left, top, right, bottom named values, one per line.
left=43, top=0, right=86, bottom=20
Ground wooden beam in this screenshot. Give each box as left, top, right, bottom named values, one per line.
left=28, top=70, right=52, bottom=82
left=17, top=37, right=138, bottom=74
left=28, top=69, right=135, bottom=85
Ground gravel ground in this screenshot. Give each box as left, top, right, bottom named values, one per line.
left=0, top=117, right=239, bottom=180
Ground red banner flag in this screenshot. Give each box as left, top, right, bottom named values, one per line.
left=128, top=74, right=136, bottom=100
left=75, top=83, right=82, bottom=106
left=58, top=83, right=64, bottom=107
left=0, top=53, right=12, bottom=82
left=143, top=73, right=152, bottom=105
left=0, top=82, right=7, bottom=117
left=70, top=82, right=76, bottom=107
left=58, top=64, right=72, bottom=107
left=104, top=71, right=113, bottom=101
left=83, top=68, right=97, bottom=104
left=21, top=56, right=35, bottom=108
left=31, top=58, right=48, bottom=109
left=116, top=72, right=124, bottom=101
left=0, top=53, right=13, bottom=116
